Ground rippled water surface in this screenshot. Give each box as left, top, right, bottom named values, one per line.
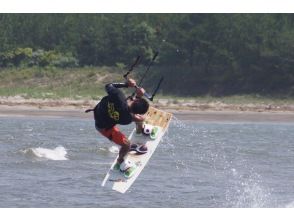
left=1, top=116, right=294, bottom=207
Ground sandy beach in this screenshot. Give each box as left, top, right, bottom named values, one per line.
left=1, top=96, right=294, bottom=122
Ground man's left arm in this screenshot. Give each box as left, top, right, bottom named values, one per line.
left=131, top=113, right=146, bottom=122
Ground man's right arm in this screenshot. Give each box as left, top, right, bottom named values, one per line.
left=105, top=78, right=137, bottom=96
left=105, top=83, right=128, bottom=96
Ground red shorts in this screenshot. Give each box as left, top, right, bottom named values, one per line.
left=98, top=126, right=128, bottom=146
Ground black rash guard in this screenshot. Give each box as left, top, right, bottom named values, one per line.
left=94, top=83, right=133, bottom=129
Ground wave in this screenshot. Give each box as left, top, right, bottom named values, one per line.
left=224, top=168, right=273, bottom=207
left=285, top=201, right=294, bottom=208
left=108, top=145, right=119, bottom=154
left=97, top=145, right=119, bottom=154
left=22, top=145, right=68, bottom=161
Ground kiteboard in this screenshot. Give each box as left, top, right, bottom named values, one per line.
left=101, top=106, right=172, bottom=193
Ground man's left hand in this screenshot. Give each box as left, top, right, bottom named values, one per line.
left=132, top=114, right=146, bottom=122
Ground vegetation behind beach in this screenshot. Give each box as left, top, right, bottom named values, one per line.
left=1, top=14, right=294, bottom=100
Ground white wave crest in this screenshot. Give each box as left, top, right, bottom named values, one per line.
left=225, top=171, right=272, bottom=208
left=285, top=201, right=294, bottom=208
left=25, top=146, right=68, bottom=161
left=108, top=145, right=119, bottom=154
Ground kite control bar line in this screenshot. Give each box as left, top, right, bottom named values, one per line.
left=124, top=77, right=153, bottom=101
left=123, top=56, right=141, bottom=79
left=129, top=51, right=159, bottom=100
left=132, top=76, right=164, bottom=101
left=123, top=52, right=163, bottom=102
left=150, top=76, right=164, bottom=101
left=137, top=51, right=159, bottom=87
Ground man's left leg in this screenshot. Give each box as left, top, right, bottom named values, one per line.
left=135, top=121, right=144, bottom=134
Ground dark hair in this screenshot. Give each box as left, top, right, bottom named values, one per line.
left=130, top=98, right=149, bottom=114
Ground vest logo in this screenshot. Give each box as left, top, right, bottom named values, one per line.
left=107, top=102, right=120, bottom=121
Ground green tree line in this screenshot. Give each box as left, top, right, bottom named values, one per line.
left=0, top=14, right=294, bottom=97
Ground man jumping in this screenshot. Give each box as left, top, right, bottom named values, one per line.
left=87, top=78, right=149, bottom=177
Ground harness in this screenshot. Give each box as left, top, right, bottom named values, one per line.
left=85, top=108, right=94, bottom=113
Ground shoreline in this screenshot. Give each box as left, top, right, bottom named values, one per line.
left=1, top=99, right=294, bottom=122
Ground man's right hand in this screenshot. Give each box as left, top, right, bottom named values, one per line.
left=127, top=78, right=136, bottom=87
left=127, top=78, right=146, bottom=98
left=135, top=87, right=145, bottom=98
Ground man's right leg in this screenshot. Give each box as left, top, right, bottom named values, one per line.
left=98, top=126, right=130, bottom=164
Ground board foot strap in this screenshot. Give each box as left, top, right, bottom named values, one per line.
left=129, top=144, right=148, bottom=155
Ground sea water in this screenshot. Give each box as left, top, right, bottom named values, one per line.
left=0, top=116, right=294, bottom=207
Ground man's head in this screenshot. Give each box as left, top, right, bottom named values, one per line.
left=130, top=98, right=149, bottom=114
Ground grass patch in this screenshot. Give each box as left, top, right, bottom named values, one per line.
left=0, top=67, right=119, bottom=99
left=1, top=67, right=294, bottom=105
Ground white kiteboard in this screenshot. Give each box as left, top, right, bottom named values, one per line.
left=101, top=106, right=172, bottom=193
